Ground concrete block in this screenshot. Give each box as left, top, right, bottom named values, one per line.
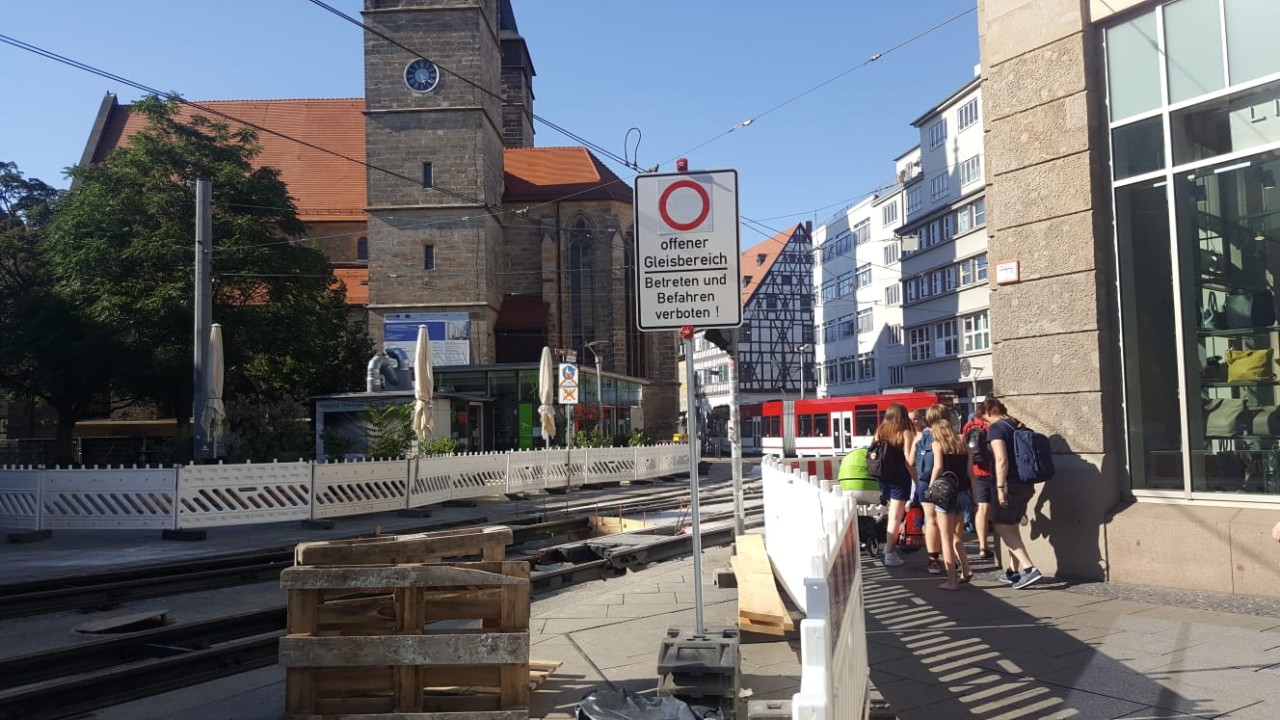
left=1106, top=503, right=1236, bottom=592
left=984, top=33, right=1087, bottom=122
left=988, top=270, right=1100, bottom=340
left=995, top=391, right=1108, bottom=455
left=1016, top=452, right=1117, bottom=581
left=984, top=210, right=1101, bottom=279
left=746, top=698, right=791, bottom=719
left=982, top=0, right=1085, bottom=69
left=986, top=92, right=1092, bottom=177
left=991, top=331, right=1102, bottom=395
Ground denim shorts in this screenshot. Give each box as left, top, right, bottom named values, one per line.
left=878, top=478, right=912, bottom=502
left=936, top=488, right=973, bottom=516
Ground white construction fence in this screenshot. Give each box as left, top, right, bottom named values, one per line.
left=0, top=443, right=690, bottom=533
left=762, top=456, right=871, bottom=720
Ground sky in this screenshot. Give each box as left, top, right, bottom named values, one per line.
left=0, top=0, right=981, bottom=245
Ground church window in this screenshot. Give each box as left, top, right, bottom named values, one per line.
left=423, top=245, right=436, bottom=270
left=422, top=162, right=433, bottom=188
left=569, top=217, right=596, bottom=350
left=357, top=236, right=368, bottom=261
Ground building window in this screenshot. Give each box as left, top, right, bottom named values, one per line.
left=802, top=325, right=814, bottom=344
left=857, top=308, right=874, bottom=334
left=944, top=266, right=957, bottom=291
left=756, top=253, right=766, bottom=266
left=929, top=119, right=948, bottom=149
left=963, top=312, right=989, bottom=353
left=855, top=263, right=872, bottom=288
left=822, top=319, right=838, bottom=343
left=935, top=320, right=958, bottom=356
left=909, top=326, right=932, bottom=361
left=906, top=187, right=922, bottom=213
left=959, top=257, right=974, bottom=286
left=423, top=244, right=436, bottom=270
left=422, top=162, right=433, bottom=188
left=958, top=98, right=979, bottom=130
left=883, top=241, right=900, bottom=266
left=976, top=253, right=988, bottom=281
left=888, top=324, right=903, bottom=345
left=974, top=198, right=986, bottom=226
left=853, top=218, right=871, bottom=245
left=841, top=356, right=856, bottom=382
left=857, top=352, right=875, bottom=381
left=885, top=284, right=900, bottom=307
left=957, top=205, right=972, bottom=233
left=838, top=272, right=856, bottom=297
left=930, top=173, right=949, bottom=201
left=569, top=217, right=595, bottom=350
left=930, top=271, right=943, bottom=296
left=906, top=278, right=918, bottom=302
left=822, top=279, right=838, bottom=302
left=959, top=155, right=982, bottom=187
left=943, top=213, right=955, bottom=241
left=882, top=201, right=898, bottom=226
left=840, top=314, right=856, bottom=338
left=741, top=323, right=753, bottom=342
left=357, top=236, right=368, bottom=261
left=889, top=365, right=905, bottom=385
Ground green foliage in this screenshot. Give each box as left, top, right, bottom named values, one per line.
left=419, top=436, right=457, bottom=456
left=222, top=394, right=313, bottom=463
left=363, top=403, right=413, bottom=460
left=573, top=427, right=609, bottom=448
left=321, top=427, right=359, bottom=461
left=36, top=95, right=369, bottom=424
left=627, top=428, right=651, bottom=447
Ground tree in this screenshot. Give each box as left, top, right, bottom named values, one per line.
left=0, top=162, right=110, bottom=454
left=40, top=96, right=369, bottom=443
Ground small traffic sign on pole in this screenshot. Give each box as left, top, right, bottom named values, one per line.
left=634, top=169, right=742, bottom=332
left=558, top=363, right=579, bottom=405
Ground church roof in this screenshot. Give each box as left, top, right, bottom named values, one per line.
left=82, top=95, right=632, bottom=222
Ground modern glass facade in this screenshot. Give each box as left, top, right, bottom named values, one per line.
left=1108, top=0, right=1280, bottom=499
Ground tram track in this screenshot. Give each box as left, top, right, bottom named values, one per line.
left=0, top=480, right=759, bottom=620
left=0, top=504, right=763, bottom=720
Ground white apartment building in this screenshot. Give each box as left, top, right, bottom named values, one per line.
left=897, top=76, right=993, bottom=417
left=813, top=181, right=909, bottom=397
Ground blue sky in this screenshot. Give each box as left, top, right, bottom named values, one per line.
left=1, top=0, right=979, bottom=243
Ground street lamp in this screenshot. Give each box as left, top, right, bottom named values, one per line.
left=585, top=341, right=607, bottom=439
left=795, top=344, right=811, bottom=400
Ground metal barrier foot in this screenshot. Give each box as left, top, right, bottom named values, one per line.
left=161, top=529, right=207, bottom=542
left=6, top=529, right=52, bottom=544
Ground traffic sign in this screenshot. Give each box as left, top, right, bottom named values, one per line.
left=634, top=170, right=742, bottom=331
left=558, top=363, right=579, bottom=405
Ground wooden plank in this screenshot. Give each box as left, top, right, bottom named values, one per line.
left=499, top=564, right=531, bottom=708
left=281, top=562, right=530, bottom=590
left=528, top=660, right=561, bottom=690
left=313, top=696, right=395, bottom=715
left=279, top=632, right=529, bottom=668
left=296, top=527, right=512, bottom=566
left=313, top=667, right=393, bottom=694
left=285, top=590, right=320, bottom=715
left=737, top=616, right=790, bottom=637
left=732, top=534, right=794, bottom=633
left=395, top=587, right=425, bottom=712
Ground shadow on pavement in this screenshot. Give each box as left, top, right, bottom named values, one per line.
left=861, top=557, right=1264, bottom=719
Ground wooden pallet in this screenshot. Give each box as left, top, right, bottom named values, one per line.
left=281, top=560, right=531, bottom=719
left=294, top=526, right=512, bottom=567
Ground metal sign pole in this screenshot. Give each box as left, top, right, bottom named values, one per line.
left=684, top=331, right=705, bottom=636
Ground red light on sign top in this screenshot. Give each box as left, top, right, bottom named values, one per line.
left=676, top=158, right=688, bottom=172
left=680, top=325, right=695, bottom=340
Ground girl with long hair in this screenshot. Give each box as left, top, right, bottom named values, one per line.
left=910, top=408, right=943, bottom=574
left=874, top=402, right=916, bottom=566
left=983, top=395, right=1043, bottom=589
left=929, top=415, right=975, bottom=590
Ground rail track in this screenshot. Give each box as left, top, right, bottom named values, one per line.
left=0, top=479, right=758, bottom=620
left=0, top=501, right=764, bottom=720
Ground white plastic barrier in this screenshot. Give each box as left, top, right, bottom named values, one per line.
left=761, top=457, right=869, bottom=720
left=313, top=459, right=410, bottom=519
left=42, top=466, right=178, bottom=530
left=0, top=466, right=42, bottom=530
left=177, top=461, right=312, bottom=529
left=0, top=444, right=691, bottom=532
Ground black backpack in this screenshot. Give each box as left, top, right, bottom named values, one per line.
left=965, top=425, right=990, bottom=467
left=866, top=439, right=890, bottom=478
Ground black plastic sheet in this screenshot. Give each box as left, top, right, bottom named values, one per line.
left=575, top=688, right=722, bottom=720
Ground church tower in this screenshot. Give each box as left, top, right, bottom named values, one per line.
left=362, top=0, right=511, bottom=363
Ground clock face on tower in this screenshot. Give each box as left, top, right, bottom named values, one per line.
left=404, top=58, right=440, bottom=93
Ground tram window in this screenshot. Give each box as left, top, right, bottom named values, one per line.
left=814, top=413, right=829, bottom=436
left=766, top=417, right=779, bottom=436
left=855, top=405, right=878, bottom=435
left=799, top=415, right=813, bottom=437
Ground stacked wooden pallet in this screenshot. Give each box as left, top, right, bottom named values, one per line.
left=279, top=526, right=536, bottom=719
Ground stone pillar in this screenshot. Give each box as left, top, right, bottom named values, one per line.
left=979, top=0, right=1122, bottom=580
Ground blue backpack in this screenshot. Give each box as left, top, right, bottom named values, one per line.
left=1002, top=419, right=1055, bottom=483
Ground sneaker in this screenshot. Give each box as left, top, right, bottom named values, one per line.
left=1012, top=567, right=1043, bottom=589
left=883, top=550, right=905, bottom=567
left=998, top=569, right=1020, bottom=585
left=927, top=557, right=943, bottom=575
left=979, top=548, right=995, bottom=561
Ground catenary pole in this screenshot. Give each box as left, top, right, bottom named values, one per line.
left=728, top=356, right=744, bottom=536
left=192, top=180, right=213, bottom=462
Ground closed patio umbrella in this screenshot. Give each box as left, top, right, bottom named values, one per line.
left=538, top=346, right=556, bottom=447
left=413, top=325, right=434, bottom=442
left=201, top=323, right=226, bottom=457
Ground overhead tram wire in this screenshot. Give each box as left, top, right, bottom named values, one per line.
left=659, top=5, right=978, bottom=166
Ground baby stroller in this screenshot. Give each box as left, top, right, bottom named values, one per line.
left=838, top=448, right=888, bottom=562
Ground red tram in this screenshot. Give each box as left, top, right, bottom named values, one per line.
left=760, top=392, right=955, bottom=457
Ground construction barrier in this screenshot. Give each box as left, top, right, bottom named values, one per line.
left=761, top=457, right=870, bottom=720
left=0, top=443, right=691, bottom=533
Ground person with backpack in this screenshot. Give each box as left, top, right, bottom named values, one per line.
left=910, top=408, right=943, bottom=575
left=984, top=396, right=1043, bottom=589
left=962, top=407, right=995, bottom=561
left=926, top=415, right=976, bottom=590
left=867, top=402, right=916, bottom=567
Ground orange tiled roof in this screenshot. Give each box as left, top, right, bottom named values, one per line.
left=740, top=225, right=802, bottom=306
left=503, top=146, right=632, bottom=203
left=333, top=268, right=369, bottom=305
left=95, top=99, right=368, bottom=222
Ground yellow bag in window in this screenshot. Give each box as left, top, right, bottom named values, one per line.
left=1226, top=348, right=1274, bottom=382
